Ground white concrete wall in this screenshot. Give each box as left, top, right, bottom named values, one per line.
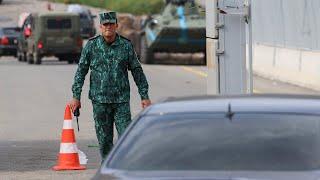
left=253, top=44, right=320, bottom=90
left=251, top=0, right=320, bottom=90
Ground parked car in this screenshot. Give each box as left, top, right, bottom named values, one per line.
left=0, top=27, right=20, bottom=57
left=17, top=12, right=82, bottom=64
left=93, top=94, right=320, bottom=180
left=67, top=4, right=96, bottom=39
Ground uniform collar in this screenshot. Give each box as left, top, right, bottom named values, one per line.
left=100, top=34, right=121, bottom=47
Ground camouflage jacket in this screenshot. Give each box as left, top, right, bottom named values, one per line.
left=72, top=34, right=149, bottom=103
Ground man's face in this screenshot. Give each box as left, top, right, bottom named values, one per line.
left=100, top=23, right=118, bottom=37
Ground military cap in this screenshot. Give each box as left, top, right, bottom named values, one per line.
left=99, top=11, right=117, bottom=24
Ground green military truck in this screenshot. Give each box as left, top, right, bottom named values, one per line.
left=17, top=12, right=82, bottom=64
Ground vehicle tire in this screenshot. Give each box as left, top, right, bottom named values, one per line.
left=203, top=51, right=207, bottom=65
left=140, top=35, right=154, bottom=64
left=27, top=53, right=34, bottom=64
left=74, top=54, right=80, bottom=64
left=22, top=52, right=27, bottom=62
left=17, top=51, right=22, bottom=61
left=34, top=52, right=41, bottom=65
left=67, top=59, right=74, bottom=64
left=57, top=55, right=64, bottom=61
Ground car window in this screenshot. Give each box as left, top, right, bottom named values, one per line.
left=79, top=13, right=89, bottom=20
left=3, top=28, right=20, bottom=35
left=47, top=19, right=71, bottom=29
left=23, top=16, right=31, bottom=29
left=108, top=113, right=320, bottom=171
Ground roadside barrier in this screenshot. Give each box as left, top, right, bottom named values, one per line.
left=53, top=104, right=86, bottom=171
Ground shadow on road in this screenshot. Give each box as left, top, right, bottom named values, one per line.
left=0, top=139, right=100, bottom=172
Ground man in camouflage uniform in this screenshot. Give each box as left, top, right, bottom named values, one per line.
left=70, top=11, right=151, bottom=161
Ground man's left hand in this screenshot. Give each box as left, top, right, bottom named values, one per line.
left=141, top=99, right=151, bottom=109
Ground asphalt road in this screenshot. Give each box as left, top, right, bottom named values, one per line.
left=0, top=55, right=318, bottom=179
left=0, top=55, right=209, bottom=179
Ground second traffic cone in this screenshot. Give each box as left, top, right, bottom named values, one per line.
left=53, top=104, right=86, bottom=171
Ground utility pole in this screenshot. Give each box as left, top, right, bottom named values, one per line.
left=206, top=0, right=252, bottom=95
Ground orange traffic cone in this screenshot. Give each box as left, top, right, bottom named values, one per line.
left=53, top=104, right=86, bottom=171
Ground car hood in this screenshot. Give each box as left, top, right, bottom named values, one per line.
left=93, top=169, right=320, bottom=180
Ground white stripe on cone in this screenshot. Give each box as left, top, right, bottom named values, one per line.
left=63, top=120, right=73, bottom=129
left=60, top=143, right=78, bottom=153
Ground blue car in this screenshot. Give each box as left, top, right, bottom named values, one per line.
left=93, top=94, right=320, bottom=180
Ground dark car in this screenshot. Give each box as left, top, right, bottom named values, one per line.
left=0, top=27, right=20, bottom=57
left=93, top=94, right=320, bottom=180
left=67, top=4, right=96, bottom=39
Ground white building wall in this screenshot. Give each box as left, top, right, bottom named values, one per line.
left=252, top=0, right=320, bottom=90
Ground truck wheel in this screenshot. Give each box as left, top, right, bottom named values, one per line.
left=22, top=52, right=27, bottom=62
left=34, top=52, right=41, bottom=65
left=140, top=35, right=153, bottom=64
left=57, top=55, right=64, bottom=61
left=27, top=53, right=34, bottom=64
left=74, top=54, right=80, bottom=64
left=17, top=51, right=22, bottom=61
left=67, top=59, right=74, bottom=64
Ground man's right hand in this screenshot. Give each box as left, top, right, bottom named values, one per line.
left=70, top=98, right=81, bottom=113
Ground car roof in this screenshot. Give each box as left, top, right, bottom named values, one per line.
left=0, top=27, right=19, bottom=31
left=145, top=94, right=320, bottom=115
left=67, top=4, right=89, bottom=13
left=36, top=12, right=79, bottom=17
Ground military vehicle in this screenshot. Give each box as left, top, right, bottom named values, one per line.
left=17, top=12, right=82, bottom=64
left=67, top=4, right=97, bottom=39
left=139, top=0, right=206, bottom=64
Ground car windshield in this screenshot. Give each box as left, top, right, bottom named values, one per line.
left=108, top=113, right=320, bottom=171
left=47, top=19, right=71, bottom=29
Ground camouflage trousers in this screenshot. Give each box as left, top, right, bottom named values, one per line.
left=92, top=101, right=131, bottom=160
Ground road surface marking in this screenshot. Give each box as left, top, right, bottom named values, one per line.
left=182, top=66, right=208, bottom=77
left=181, top=66, right=261, bottom=93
